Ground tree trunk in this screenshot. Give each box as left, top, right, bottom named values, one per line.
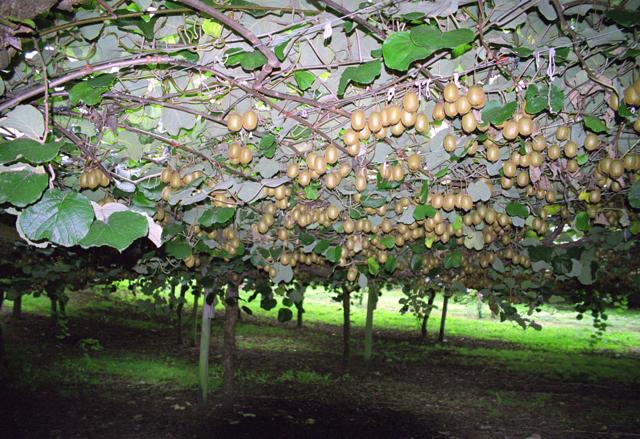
left=296, top=300, right=303, bottom=328
left=342, top=286, right=351, bottom=362
left=12, top=295, right=21, bottom=319
left=191, top=291, right=200, bottom=347
left=421, top=291, right=436, bottom=339
left=49, top=295, right=58, bottom=323
left=363, top=286, right=377, bottom=362
left=176, top=285, right=186, bottom=345
left=58, top=299, right=66, bottom=318
left=198, top=289, right=215, bottom=406
left=439, top=294, right=449, bottom=343
left=223, top=283, right=239, bottom=411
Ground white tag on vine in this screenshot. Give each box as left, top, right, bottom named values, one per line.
left=387, top=87, right=395, bottom=102
left=453, top=73, right=460, bottom=88
left=425, top=79, right=431, bottom=98
left=323, top=21, right=332, bottom=41
left=547, top=48, right=556, bottom=81
left=534, top=50, right=541, bottom=71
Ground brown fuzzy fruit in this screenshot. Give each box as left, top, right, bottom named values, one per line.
left=226, top=112, right=242, bottom=132
left=403, top=91, right=419, bottom=112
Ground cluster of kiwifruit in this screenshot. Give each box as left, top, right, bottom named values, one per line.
left=159, top=167, right=205, bottom=201
left=226, top=110, right=258, bottom=132
left=263, top=185, right=291, bottom=209
left=477, top=252, right=498, bottom=268
left=79, top=166, right=110, bottom=189
left=501, top=248, right=531, bottom=268
left=260, top=251, right=328, bottom=278
left=197, top=226, right=241, bottom=255
left=594, top=154, right=640, bottom=192
left=183, top=254, right=201, bottom=268
left=432, top=83, right=487, bottom=132
left=343, top=91, right=430, bottom=156
left=286, top=147, right=347, bottom=188
left=211, top=192, right=237, bottom=208
left=428, top=191, right=474, bottom=212
left=378, top=162, right=405, bottom=182
left=228, top=142, right=253, bottom=165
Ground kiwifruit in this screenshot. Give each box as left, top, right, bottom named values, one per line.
left=401, top=110, right=417, bottom=127
left=502, top=120, right=519, bottom=140
left=443, top=134, right=457, bottom=152
left=325, top=173, right=339, bottom=189
left=530, top=151, right=543, bottom=167
left=160, top=168, right=173, bottom=183
left=532, top=135, right=546, bottom=152
left=415, top=113, right=429, bottom=133
left=351, top=109, right=366, bottom=131
left=386, top=105, right=402, bottom=125
left=227, top=112, right=242, bottom=132
left=338, top=162, right=352, bottom=177
left=432, top=102, right=445, bottom=121
left=403, top=91, right=419, bottom=112
left=584, top=133, right=600, bottom=151
left=624, top=85, right=640, bottom=106
left=502, top=160, right=517, bottom=177
left=444, top=82, right=459, bottom=102
left=287, top=163, right=299, bottom=178
left=374, top=127, right=387, bottom=140
left=609, top=159, right=624, bottom=178
left=444, top=101, right=458, bottom=118
left=358, top=125, right=371, bottom=140
left=325, top=145, right=338, bottom=164
left=455, top=96, right=471, bottom=115
left=347, top=142, right=361, bottom=156
left=408, top=153, right=422, bottom=171
left=343, top=129, right=359, bottom=145
left=314, top=156, right=327, bottom=174
left=355, top=174, right=367, bottom=192
left=161, top=185, right=172, bottom=201
left=242, top=110, right=258, bottom=131
left=239, top=146, right=253, bottom=164
left=486, top=145, right=500, bottom=162
left=79, top=171, right=89, bottom=189
left=555, top=125, right=570, bottom=141
left=461, top=112, right=477, bottom=133
left=467, top=85, right=486, bottom=108
left=298, top=169, right=311, bottom=186
left=347, top=266, right=358, bottom=282
left=170, top=173, right=182, bottom=189
left=588, top=188, right=601, bottom=204
left=391, top=121, right=405, bottom=136
left=564, top=141, right=578, bottom=158
left=517, top=116, right=533, bottom=137
left=609, top=94, right=619, bottom=110
left=547, top=144, right=561, bottom=160
left=566, top=159, right=579, bottom=173
left=368, top=111, right=382, bottom=132
left=228, top=142, right=241, bottom=159
left=98, top=170, right=110, bottom=187
left=516, top=171, right=529, bottom=187
left=598, top=157, right=612, bottom=174
left=633, top=116, right=640, bottom=133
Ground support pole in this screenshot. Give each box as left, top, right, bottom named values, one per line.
left=191, top=289, right=200, bottom=347
left=439, top=293, right=449, bottom=343
left=342, top=286, right=351, bottom=362
left=222, top=282, right=239, bottom=411
left=198, top=289, right=215, bottom=406
left=421, top=290, right=436, bottom=339
left=363, top=285, right=377, bottom=361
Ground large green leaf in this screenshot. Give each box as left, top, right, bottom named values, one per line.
left=382, top=31, right=429, bottom=71
left=482, top=101, right=517, bottom=125
left=337, top=59, right=382, bottom=96
left=583, top=115, right=608, bottom=133
left=324, top=245, right=342, bottom=263
left=0, top=170, right=48, bottom=207
left=506, top=202, right=529, bottom=218
left=444, top=250, right=462, bottom=269
left=79, top=211, right=149, bottom=252
left=410, top=26, right=475, bottom=51
left=413, top=204, right=436, bottom=220
left=0, top=105, right=44, bottom=140
left=165, top=239, right=192, bottom=259
left=575, top=211, right=590, bottom=232
left=629, top=181, right=640, bottom=209
left=0, top=138, right=60, bottom=164
left=294, top=71, right=316, bottom=91
left=225, top=48, right=267, bottom=71
left=199, top=207, right=236, bottom=226
left=69, top=74, right=116, bottom=106
left=605, top=9, right=640, bottom=27
left=525, top=84, right=563, bottom=114
left=18, top=189, right=94, bottom=247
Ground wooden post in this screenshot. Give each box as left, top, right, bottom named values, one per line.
left=296, top=300, right=303, bottom=328
left=421, top=290, right=436, bottom=339
left=176, top=284, right=186, bottom=345
left=222, top=282, right=239, bottom=411
left=198, top=289, right=215, bottom=406
left=439, top=293, right=449, bottom=343
left=363, top=285, right=377, bottom=361
left=191, top=289, right=200, bottom=347
left=12, top=295, right=21, bottom=319
left=342, top=286, right=351, bottom=362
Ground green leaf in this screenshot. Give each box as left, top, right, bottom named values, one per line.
left=444, top=250, right=462, bottom=269
left=294, top=71, right=316, bottom=91
left=0, top=170, right=48, bottom=207
left=452, top=214, right=463, bottom=230
left=525, top=84, right=563, bottom=114
left=324, top=245, right=342, bottom=263
left=451, top=43, right=472, bottom=58
left=299, top=232, right=315, bottom=246
left=401, top=12, right=425, bottom=21
left=0, top=105, right=45, bottom=140
left=605, top=9, right=640, bottom=27
left=576, top=153, right=588, bottom=166
left=360, top=194, right=386, bottom=208
left=630, top=220, right=640, bottom=235
left=367, top=257, right=380, bottom=276
left=575, top=211, right=590, bottom=232
left=313, top=239, right=330, bottom=255
left=379, top=236, right=395, bottom=249
left=224, top=48, right=267, bottom=71
left=410, top=26, right=475, bottom=51
left=304, top=181, right=319, bottom=200
left=165, top=239, right=192, bottom=259
left=18, top=189, right=94, bottom=247
left=79, top=211, right=148, bottom=252
left=629, top=181, right=640, bottom=209
left=413, top=204, right=436, bottom=221
left=202, top=18, right=222, bottom=38
left=512, top=47, right=533, bottom=57
left=69, top=74, right=116, bottom=106
left=259, top=134, right=277, bottom=158
left=583, top=115, right=608, bottom=133
left=384, top=255, right=397, bottom=273
left=419, top=181, right=429, bottom=204
left=506, top=201, right=529, bottom=218
left=337, top=59, right=381, bottom=97
left=0, top=138, right=60, bottom=164
left=382, top=31, right=429, bottom=71
left=274, top=40, right=289, bottom=62
left=198, top=207, right=236, bottom=226
left=482, top=101, right=517, bottom=125
left=349, top=207, right=363, bottom=219
left=277, top=307, right=293, bottom=322
left=618, top=101, right=633, bottom=118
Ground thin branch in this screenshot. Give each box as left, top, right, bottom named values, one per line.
left=176, top=0, right=280, bottom=69
left=316, top=0, right=386, bottom=40
left=53, top=121, right=112, bottom=182
left=31, top=37, right=49, bottom=143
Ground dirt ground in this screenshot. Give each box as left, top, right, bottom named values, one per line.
left=1, top=299, right=639, bottom=439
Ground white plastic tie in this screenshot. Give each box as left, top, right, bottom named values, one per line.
left=425, top=79, right=431, bottom=98
left=323, top=20, right=332, bottom=41
left=547, top=48, right=556, bottom=81
left=453, top=72, right=460, bottom=88
left=534, top=50, right=541, bottom=71
left=387, top=87, right=395, bottom=102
